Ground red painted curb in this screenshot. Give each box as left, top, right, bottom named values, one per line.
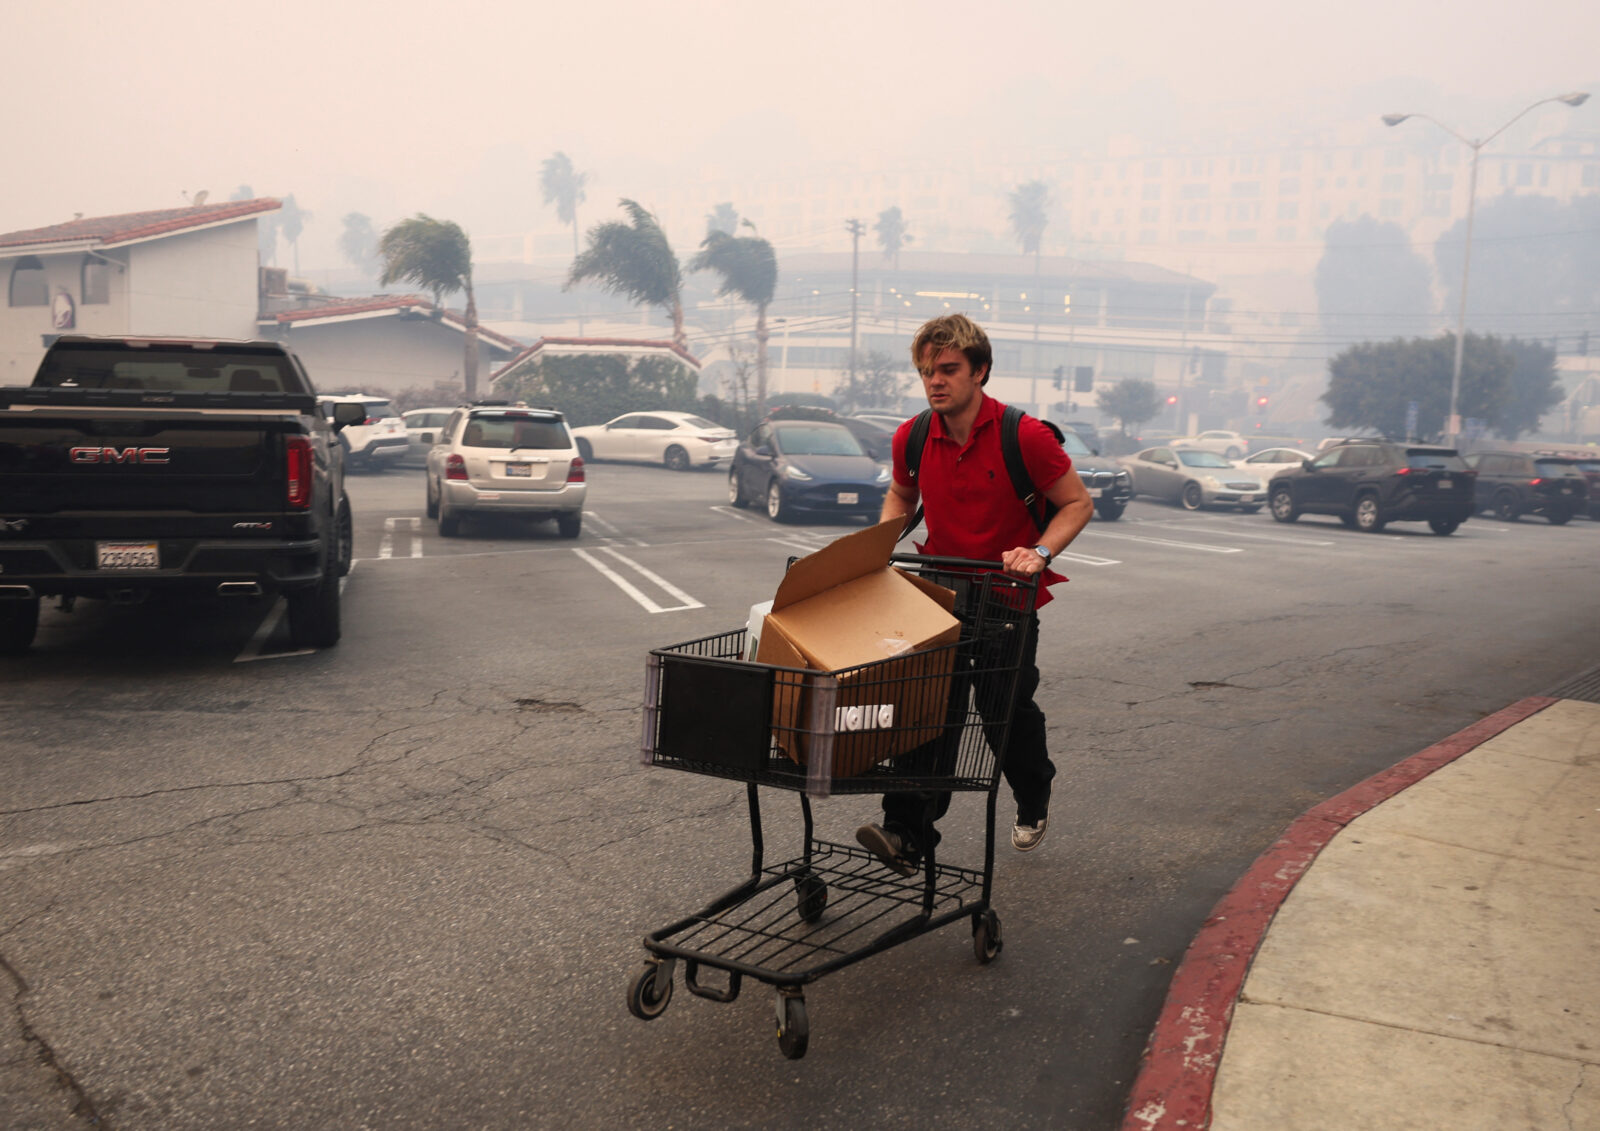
left=1120, top=696, right=1558, bottom=1131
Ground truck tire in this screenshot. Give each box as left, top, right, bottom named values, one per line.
left=0, top=597, right=40, bottom=655
left=287, top=543, right=341, bottom=649
left=335, top=497, right=353, bottom=577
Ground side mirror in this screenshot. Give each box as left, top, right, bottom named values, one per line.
left=1302, top=459, right=1315, bottom=471
left=331, top=402, right=366, bottom=430
left=754, top=445, right=773, bottom=458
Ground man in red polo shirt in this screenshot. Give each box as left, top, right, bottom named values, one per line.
left=856, top=314, right=1095, bottom=875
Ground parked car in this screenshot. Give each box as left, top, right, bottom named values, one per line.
left=425, top=403, right=586, bottom=537
left=320, top=394, right=408, bottom=471
left=1173, top=430, right=1249, bottom=459
left=728, top=419, right=889, bottom=523
left=767, top=405, right=895, bottom=462
left=1268, top=441, right=1474, bottom=534
left=1124, top=446, right=1267, bottom=511
left=1561, top=454, right=1600, bottom=519
left=1234, top=446, right=1314, bottom=479
left=1060, top=420, right=1104, bottom=453
left=849, top=411, right=910, bottom=432
left=569, top=411, right=737, bottom=470
left=1463, top=451, right=1589, bottom=524
left=400, top=407, right=456, bottom=466
left=1055, top=427, right=1134, bottom=519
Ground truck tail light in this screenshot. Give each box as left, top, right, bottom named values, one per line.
left=567, top=456, right=585, bottom=483
left=1529, top=477, right=1543, bottom=486
left=286, top=437, right=313, bottom=509
left=445, top=454, right=469, bottom=481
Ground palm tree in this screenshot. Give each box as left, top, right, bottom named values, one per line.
left=690, top=222, right=778, bottom=407
left=338, top=212, right=379, bottom=277
left=874, top=206, right=913, bottom=268
left=378, top=214, right=480, bottom=397
left=567, top=199, right=686, bottom=347
left=1008, top=180, right=1052, bottom=270
left=540, top=152, right=588, bottom=260
left=706, top=202, right=739, bottom=237
left=279, top=194, right=312, bottom=275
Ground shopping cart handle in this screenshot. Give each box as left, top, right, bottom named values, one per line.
left=890, top=552, right=1006, bottom=571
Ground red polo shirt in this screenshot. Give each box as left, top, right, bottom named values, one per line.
left=892, top=394, right=1073, bottom=608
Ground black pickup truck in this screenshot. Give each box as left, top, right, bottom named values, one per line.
left=0, top=335, right=364, bottom=654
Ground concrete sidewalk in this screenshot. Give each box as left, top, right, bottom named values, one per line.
left=1123, top=692, right=1600, bottom=1131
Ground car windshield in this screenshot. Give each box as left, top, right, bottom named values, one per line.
left=1405, top=450, right=1467, bottom=471
left=1176, top=450, right=1232, bottom=468
left=1575, top=460, right=1600, bottom=473
left=773, top=424, right=865, bottom=457
left=35, top=347, right=293, bottom=392
left=359, top=401, right=397, bottom=419
left=462, top=415, right=569, bottom=450
left=1058, top=431, right=1092, bottom=457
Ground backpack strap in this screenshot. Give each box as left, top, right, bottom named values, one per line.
left=897, top=410, right=933, bottom=542
left=1001, top=404, right=1048, bottom=534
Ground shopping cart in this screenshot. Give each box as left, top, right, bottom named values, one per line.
left=626, top=554, right=1038, bottom=1059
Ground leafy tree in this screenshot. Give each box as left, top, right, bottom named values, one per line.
left=874, top=206, right=913, bottom=268
left=1490, top=338, right=1564, bottom=440
left=1321, top=334, right=1515, bottom=440
left=1314, top=217, right=1434, bottom=344
left=378, top=214, right=480, bottom=398
left=706, top=202, right=740, bottom=237
left=1097, top=378, right=1162, bottom=436
left=568, top=199, right=686, bottom=347
left=540, top=152, right=588, bottom=259
left=689, top=223, right=777, bottom=405
left=843, top=350, right=913, bottom=410
left=338, top=213, right=379, bottom=276
left=1008, top=180, right=1052, bottom=268
left=497, top=353, right=698, bottom=426
left=279, top=195, right=312, bottom=275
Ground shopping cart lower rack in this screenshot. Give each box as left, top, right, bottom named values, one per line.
left=626, top=555, right=1037, bottom=1059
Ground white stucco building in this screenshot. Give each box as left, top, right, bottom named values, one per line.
left=0, top=199, right=280, bottom=386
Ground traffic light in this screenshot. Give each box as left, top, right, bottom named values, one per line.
left=1073, top=366, right=1094, bottom=393
left=1166, top=395, right=1178, bottom=406
left=1254, top=395, right=1269, bottom=415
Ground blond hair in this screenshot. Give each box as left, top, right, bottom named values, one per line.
left=910, top=314, right=993, bottom=385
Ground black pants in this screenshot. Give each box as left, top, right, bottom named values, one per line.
left=881, top=614, right=1053, bottom=858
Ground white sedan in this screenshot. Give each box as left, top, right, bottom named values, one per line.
left=1233, top=446, right=1313, bottom=478
left=1173, top=429, right=1249, bottom=459
left=569, top=411, right=738, bottom=470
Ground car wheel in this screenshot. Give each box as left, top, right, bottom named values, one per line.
left=438, top=499, right=461, bottom=538
left=1096, top=501, right=1124, bottom=521
left=1180, top=482, right=1204, bottom=510
left=1493, top=490, right=1520, bottom=522
left=1428, top=518, right=1461, bottom=535
left=766, top=480, right=790, bottom=523
left=576, top=438, right=593, bottom=461
left=1225, top=447, right=1242, bottom=460
left=1269, top=486, right=1299, bottom=523
left=556, top=511, right=582, bottom=538
left=0, top=596, right=41, bottom=655
left=335, top=497, right=353, bottom=577
left=1546, top=508, right=1572, bottom=526
left=729, top=468, right=749, bottom=508
left=1353, top=492, right=1385, bottom=532
left=664, top=445, right=690, bottom=472
left=286, top=541, right=341, bottom=649
left=1238, top=505, right=1262, bottom=515
left=425, top=476, right=439, bottom=519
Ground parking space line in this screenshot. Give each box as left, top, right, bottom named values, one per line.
left=572, top=548, right=703, bottom=613
left=379, top=516, right=423, bottom=559
left=586, top=510, right=649, bottom=546
left=234, top=572, right=352, bottom=662
left=1137, top=519, right=1335, bottom=547
left=1082, top=530, right=1243, bottom=553
left=767, top=535, right=824, bottom=556
left=710, top=505, right=765, bottom=525
left=1056, top=550, right=1121, bottom=566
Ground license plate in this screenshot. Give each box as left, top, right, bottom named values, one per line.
left=1240, top=494, right=1257, bottom=503
left=97, top=541, right=158, bottom=570
left=837, top=492, right=858, bottom=505
left=505, top=463, right=533, bottom=477
left=1561, top=486, right=1573, bottom=494
left=1087, top=487, right=1103, bottom=498
left=1438, top=478, right=1452, bottom=489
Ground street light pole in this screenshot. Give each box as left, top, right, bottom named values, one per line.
left=1382, top=92, right=1589, bottom=448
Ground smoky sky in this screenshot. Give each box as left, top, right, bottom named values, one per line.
left=6, top=0, right=1597, bottom=266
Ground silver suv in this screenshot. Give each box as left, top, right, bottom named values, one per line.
left=424, top=403, right=586, bottom=538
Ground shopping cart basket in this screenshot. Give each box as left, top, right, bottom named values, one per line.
left=626, top=554, right=1038, bottom=1058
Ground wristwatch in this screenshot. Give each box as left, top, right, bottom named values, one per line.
left=1033, top=544, right=1053, bottom=564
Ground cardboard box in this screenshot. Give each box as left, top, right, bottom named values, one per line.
left=755, top=517, right=961, bottom=777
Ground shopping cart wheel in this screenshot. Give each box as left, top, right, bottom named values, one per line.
left=795, top=874, right=828, bottom=924
left=627, top=962, right=674, bottom=1020
left=775, top=990, right=809, bottom=1060
left=973, top=910, right=1003, bottom=964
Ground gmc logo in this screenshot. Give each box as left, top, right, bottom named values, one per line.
left=69, top=446, right=171, bottom=465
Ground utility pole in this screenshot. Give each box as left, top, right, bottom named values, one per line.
left=846, top=218, right=864, bottom=404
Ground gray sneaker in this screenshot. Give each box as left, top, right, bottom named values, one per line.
left=855, top=824, right=917, bottom=877
left=1011, top=815, right=1048, bottom=852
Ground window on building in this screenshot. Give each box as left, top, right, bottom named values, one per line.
left=1516, top=163, right=1533, bottom=186
left=1539, top=164, right=1550, bottom=187
left=1425, top=173, right=1454, bottom=192
left=1380, top=199, right=1404, bottom=218
left=1319, top=202, right=1332, bottom=219
left=1382, top=173, right=1405, bottom=192
left=1385, top=148, right=1406, bottom=167
left=1187, top=204, right=1211, bottom=222
left=1177, top=230, right=1205, bottom=243
left=1180, top=183, right=1210, bottom=200
left=1227, top=229, right=1258, bottom=243
left=1231, top=181, right=1261, bottom=197
left=1140, top=205, right=1161, bottom=223
left=1275, top=225, right=1297, bottom=242
left=1279, top=177, right=1301, bottom=195
left=1277, top=201, right=1299, bottom=220
left=81, top=256, right=111, bottom=304
left=9, top=255, right=47, bottom=306
left=1280, top=153, right=1302, bottom=172
left=1144, top=159, right=1162, bottom=178
left=1584, top=165, right=1600, bottom=187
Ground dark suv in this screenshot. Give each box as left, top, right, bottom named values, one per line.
left=1565, top=455, right=1600, bottom=520
left=1268, top=441, right=1475, bottom=534
left=1464, top=451, right=1589, bottom=524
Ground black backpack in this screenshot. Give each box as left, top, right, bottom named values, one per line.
left=900, top=404, right=1059, bottom=539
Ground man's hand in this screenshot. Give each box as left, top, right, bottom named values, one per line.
left=1000, top=546, right=1049, bottom=577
